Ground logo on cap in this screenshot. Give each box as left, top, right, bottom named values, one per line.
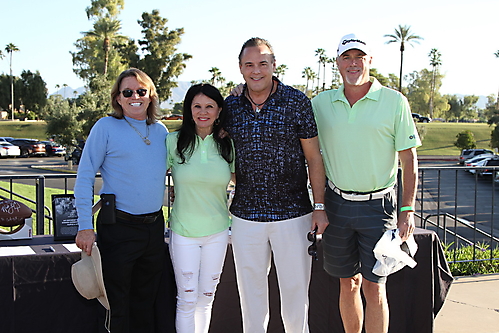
left=342, top=39, right=366, bottom=46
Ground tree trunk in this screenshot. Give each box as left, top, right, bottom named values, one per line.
left=317, top=63, right=321, bottom=93
left=429, top=70, right=436, bottom=118
left=398, top=43, right=405, bottom=92
left=322, top=62, right=326, bottom=91
left=10, top=53, right=14, bottom=120
left=103, top=38, right=110, bottom=75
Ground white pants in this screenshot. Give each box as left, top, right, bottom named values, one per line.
left=231, top=214, right=313, bottom=333
left=170, top=229, right=229, bottom=333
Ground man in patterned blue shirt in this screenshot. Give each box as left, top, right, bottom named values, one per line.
left=225, top=37, right=329, bottom=333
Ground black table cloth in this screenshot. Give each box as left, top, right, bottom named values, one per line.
left=0, top=228, right=452, bottom=333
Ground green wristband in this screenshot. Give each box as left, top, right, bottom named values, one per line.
left=400, top=206, right=414, bottom=212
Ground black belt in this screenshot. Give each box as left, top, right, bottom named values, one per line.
left=116, top=209, right=162, bottom=224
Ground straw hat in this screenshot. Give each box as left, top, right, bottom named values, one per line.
left=71, top=243, right=110, bottom=310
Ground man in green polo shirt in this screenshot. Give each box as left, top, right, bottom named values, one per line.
left=311, top=33, right=421, bottom=333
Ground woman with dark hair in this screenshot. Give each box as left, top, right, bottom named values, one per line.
left=167, top=83, right=234, bottom=333
left=75, top=68, right=169, bottom=333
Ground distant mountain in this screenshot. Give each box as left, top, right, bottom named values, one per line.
left=50, top=83, right=491, bottom=111
left=476, top=95, right=487, bottom=109
left=50, top=86, right=87, bottom=98
left=49, top=83, right=191, bottom=109
left=160, top=81, right=192, bottom=109
left=454, top=94, right=488, bottom=109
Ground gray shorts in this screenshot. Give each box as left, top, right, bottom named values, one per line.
left=322, top=185, right=397, bottom=283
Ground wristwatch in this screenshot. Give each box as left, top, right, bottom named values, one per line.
left=314, top=203, right=325, bottom=211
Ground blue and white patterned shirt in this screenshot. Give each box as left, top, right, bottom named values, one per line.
left=225, top=78, right=317, bottom=222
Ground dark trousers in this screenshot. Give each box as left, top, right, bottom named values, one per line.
left=97, top=211, right=166, bottom=333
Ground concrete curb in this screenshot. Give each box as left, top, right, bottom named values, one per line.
left=418, top=155, right=459, bottom=162
left=30, top=165, right=77, bottom=174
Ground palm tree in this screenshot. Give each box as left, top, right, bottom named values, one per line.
left=302, top=67, right=316, bottom=95
left=275, top=64, right=288, bottom=82
left=495, top=50, right=499, bottom=110
left=315, top=48, right=326, bottom=91
left=384, top=25, right=423, bottom=92
left=330, top=58, right=341, bottom=89
left=322, top=57, right=333, bottom=91
left=5, top=43, right=20, bottom=120
left=85, top=17, right=127, bottom=75
left=428, top=49, right=442, bottom=118
left=208, top=67, right=224, bottom=87
left=63, top=83, right=68, bottom=99
left=222, top=81, right=236, bottom=98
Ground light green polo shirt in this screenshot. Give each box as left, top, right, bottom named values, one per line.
left=167, top=131, right=235, bottom=237
left=312, top=77, right=421, bottom=192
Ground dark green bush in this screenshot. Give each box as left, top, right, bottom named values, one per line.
left=443, top=242, right=499, bottom=276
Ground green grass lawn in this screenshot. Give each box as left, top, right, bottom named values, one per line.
left=418, top=122, right=495, bottom=155
left=0, top=180, right=79, bottom=234
left=0, top=120, right=496, bottom=156
left=0, top=120, right=182, bottom=140
left=0, top=121, right=49, bottom=139
left=0, top=180, right=169, bottom=236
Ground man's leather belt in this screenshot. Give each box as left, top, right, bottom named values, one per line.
left=116, top=209, right=161, bottom=224
left=328, top=180, right=393, bottom=202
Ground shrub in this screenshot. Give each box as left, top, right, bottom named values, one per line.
left=443, top=242, right=499, bottom=276
left=454, top=130, right=476, bottom=150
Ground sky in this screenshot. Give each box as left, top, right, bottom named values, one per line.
left=2, top=0, right=499, bottom=101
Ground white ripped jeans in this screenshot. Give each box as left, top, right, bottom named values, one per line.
left=169, top=229, right=229, bottom=333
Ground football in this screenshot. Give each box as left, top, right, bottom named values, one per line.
left=0, top=200, right=32, bottom=227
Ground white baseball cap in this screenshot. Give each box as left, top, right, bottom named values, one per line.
left=337, top=33, right=370, bottom=56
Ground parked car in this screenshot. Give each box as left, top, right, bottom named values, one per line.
left=466, top=155, right=493, bottom=174
left=412, top=113, right=431, bottom=123
left=0, top=137, right=14, bottom=142
left=0, top=142, right=21, bottom=157
left=459, top=149, right=495, bottom=165
left=476, top=157, right=499, bottom=177
left=162, top=114, right=183, bottom=120
left=9, top=139, right=46, bottom=157
left=64, top=146, right=82, bottom=165
left=41, top=141, right=66, bottom=157
left=464, top=154, right=495, bottom=166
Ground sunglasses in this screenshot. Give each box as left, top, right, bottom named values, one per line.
left=121, top=89, right=148, bottom=98
left=307, top=227, right=318, bottom=261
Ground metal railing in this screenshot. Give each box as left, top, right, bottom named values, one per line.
left=0, top=174, right=79, bottom=235
left=415, top=166, right=498, bottom=265
left=1, top=166, right=498, bottom=266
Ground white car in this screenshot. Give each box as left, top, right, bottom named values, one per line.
left=0, top=142, right=21, bottom=157
left=464, top=154, right=495, bottom=169
left=459, top=149, right=495, bottom=165
left=476, top=157, right=499, bottom=177
left=465, top=155, right=495, bottom=174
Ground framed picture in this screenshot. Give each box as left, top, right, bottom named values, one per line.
left=51, top=194, right=79, bottom=241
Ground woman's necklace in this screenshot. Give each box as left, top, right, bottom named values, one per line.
left=246, top=80, right=274, bottom=113
left=124, top=117, right=151, bottom=145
